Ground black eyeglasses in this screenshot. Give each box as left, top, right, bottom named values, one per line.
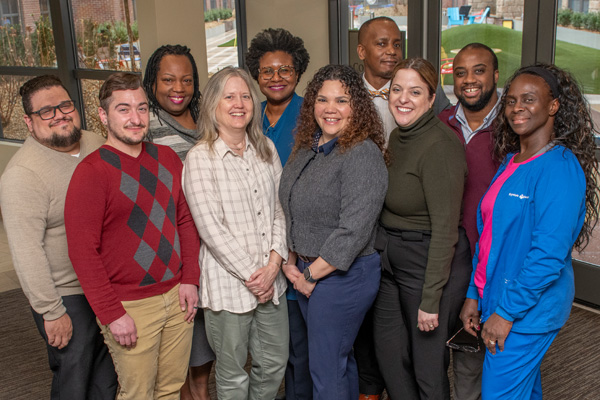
left=30, top=100, right=76, bottom=120
left=258, top=65, right=295, bottom=80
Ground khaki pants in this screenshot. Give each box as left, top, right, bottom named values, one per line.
left=99, top=284, right=194, bottom=400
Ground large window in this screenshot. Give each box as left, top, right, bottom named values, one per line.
left=555, top=3, right=600, bottom=265
left=0, top=0, right=141, bottom=140
left=204, top=0, right=238, bottom=76
left=0, top=0, right=54, bottom=68
left=71, top=0, right=140, bottom=72
left=440, top=1, right=524, bottom=102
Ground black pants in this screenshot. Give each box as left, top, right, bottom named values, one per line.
left=373, top=228, right=471, bottom=400
left=31, top=294, right=117, bottom=400
left=354, top=305, right=386, bottom=395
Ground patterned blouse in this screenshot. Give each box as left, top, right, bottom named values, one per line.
left=183, top=136, right=287, bottom=313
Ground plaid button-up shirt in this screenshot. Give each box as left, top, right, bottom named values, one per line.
left=183, top=136, right=287, bottom=313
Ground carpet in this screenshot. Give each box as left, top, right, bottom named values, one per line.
left=1, top=288, right=598, bottom=399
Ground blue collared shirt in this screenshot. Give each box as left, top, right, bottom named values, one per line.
left=311, top=130, right=339, bottom=155
left=261, top=93, right=303, bottom=166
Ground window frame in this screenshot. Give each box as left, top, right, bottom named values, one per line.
left=0, top=0, right=141, bottom=138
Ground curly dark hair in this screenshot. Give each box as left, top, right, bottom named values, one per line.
left=292, top=64, right=388, bottom=163
left=494, top=63, right=599, bottom=251
left=245, top=28, right=310, bottom=82
left=143, top=44, right=201, bottom=122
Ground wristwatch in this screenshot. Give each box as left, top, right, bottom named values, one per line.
left=303, top=266, right=318, bottom=283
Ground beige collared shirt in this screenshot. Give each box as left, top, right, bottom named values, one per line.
left=363, top=74, right=397, bottom=146
left=183, top=136, right=287, bottom=313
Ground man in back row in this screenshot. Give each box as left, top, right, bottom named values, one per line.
left=357, top=16, right=451, bottom=143
left=353, top=16, right=452, bottom=400
left=65, top=72, right=201, bottom=399
left=439, top=42, right=502, bottom=400
left=0, top=75, right=117, bottom=399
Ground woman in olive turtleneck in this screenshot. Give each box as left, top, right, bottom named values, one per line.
left=372, top=58, right=472, bottom=400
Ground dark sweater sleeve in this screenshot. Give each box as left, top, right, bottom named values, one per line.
left=419, top=137, right=466, bottom=313
left=319, top=141, right=388, bottom=270
left=65, top=160, right=126, bottom=325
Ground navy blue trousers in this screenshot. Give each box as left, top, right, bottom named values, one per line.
left=297, top=252, right=381, bottom=400
left=285, top=298, right=313, bottom=400
left=31, top=294, right=117, bottom=400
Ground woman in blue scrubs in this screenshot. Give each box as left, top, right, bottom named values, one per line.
left=460, top=64, right=599, bottom=399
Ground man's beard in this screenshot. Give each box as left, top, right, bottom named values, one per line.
left=41, top=126, right=82, bottom=148
left=457, top=86, right=496, bottom=112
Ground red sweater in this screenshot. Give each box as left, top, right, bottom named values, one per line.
left=65, top=143, right=200, bottom=325
left=438, top=106, right=500, bottom=256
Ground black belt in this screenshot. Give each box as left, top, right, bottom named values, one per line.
left=297, top=255, right=317, bottom=263
left=384, top=227, right=431, bottom=242
left=375, top=225, right=431, bottom=274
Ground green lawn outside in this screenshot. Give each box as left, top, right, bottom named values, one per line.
left=440, top=24, right=600, bottom=94
left=218, top=38, right=237, bottom=47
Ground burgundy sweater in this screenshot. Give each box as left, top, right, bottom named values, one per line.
left=439, top=106, right=500, bottom=256
left=65, top=142, right=200, bottom=325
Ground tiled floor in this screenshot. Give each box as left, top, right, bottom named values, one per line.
left=0, top=220, right=21, bottom=293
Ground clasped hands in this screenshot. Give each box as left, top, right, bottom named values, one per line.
left=282, top=262, right=316, bottom=298
left=246, top=261, right=279, bottom=303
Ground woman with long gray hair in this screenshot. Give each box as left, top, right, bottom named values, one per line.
left=183, top=67, right=288, bottom=400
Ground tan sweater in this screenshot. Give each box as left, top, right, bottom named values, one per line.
left=0, top=131, right=104, bottom=320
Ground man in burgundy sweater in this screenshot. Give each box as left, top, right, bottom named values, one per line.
left=65, top=72, right=200, bottom=399
left=438, top=43, right=502, bottom=400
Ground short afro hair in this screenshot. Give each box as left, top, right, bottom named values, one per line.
left=245, top=28, right=310, bottom=81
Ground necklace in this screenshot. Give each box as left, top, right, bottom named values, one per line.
left=263, top=106, right=280, bottom=129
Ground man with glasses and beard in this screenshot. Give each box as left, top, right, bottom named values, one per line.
left=438, top=43, right=502, bottom=400
left=65, top=72, right=200, bottom=399
left=0, top=75, right=116, bottom=399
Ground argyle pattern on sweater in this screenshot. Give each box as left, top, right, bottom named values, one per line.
left=99, top=143, right=182, bottom=286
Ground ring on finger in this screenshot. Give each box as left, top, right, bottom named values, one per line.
left=489, top=340, right=495, bottom=345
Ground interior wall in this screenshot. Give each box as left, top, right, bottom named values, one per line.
left=245, top=0, right=330, bottom=99
left=137, top=0, right=210, bottom=90
left=0, top=142, right=22, bottom=178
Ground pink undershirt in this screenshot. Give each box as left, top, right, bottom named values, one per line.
left=474, top=153, right=543, bottom=298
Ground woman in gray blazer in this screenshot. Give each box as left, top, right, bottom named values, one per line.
left=278, top=64, right=388, bottom=400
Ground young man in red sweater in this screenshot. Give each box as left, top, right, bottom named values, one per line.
left=65, top=72, right=200, bottom=399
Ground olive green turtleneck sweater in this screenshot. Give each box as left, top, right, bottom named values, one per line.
left=381, top=108, right=467, bottom=313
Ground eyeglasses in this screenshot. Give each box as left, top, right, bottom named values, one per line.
left=30, top=100, right=76, bottom=120
left=258, top=65, right=295, bottom=80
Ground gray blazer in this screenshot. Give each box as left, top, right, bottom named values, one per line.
left=278, top=139, right=388, bottom=271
